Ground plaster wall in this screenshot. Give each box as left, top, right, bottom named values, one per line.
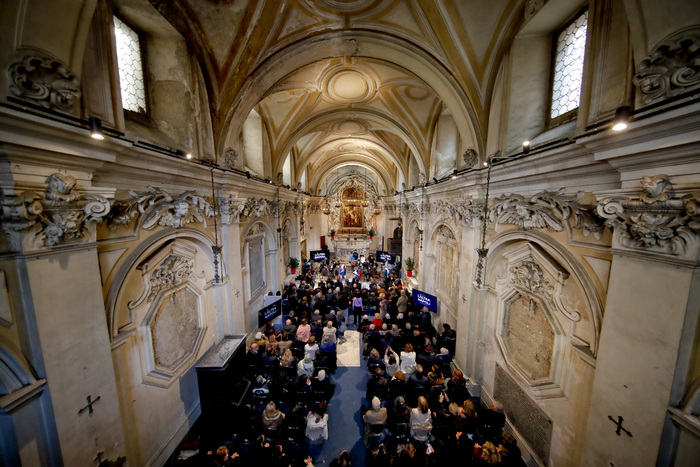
left=582, top=254, right=693, bottom=465
left=26, top=248, right=126, bottom=466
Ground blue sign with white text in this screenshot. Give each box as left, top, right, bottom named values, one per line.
left=412, top=289, right=438, bottom=312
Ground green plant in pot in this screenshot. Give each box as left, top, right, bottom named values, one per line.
left=368, top=228, right=375, bottom=239
left=405, top=257, right=415, bottom=277
left=330, top=229, right=336, bottom=239
left=288, top=257, right=299, bottom=274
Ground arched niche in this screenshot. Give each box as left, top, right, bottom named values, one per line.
left=428, top=223, right=460, bottom=308
left=107, top=231, right=218, bottom=387
left=240, top=220, right=276, bottom=303
left=484, top=230, right=602, bottom=398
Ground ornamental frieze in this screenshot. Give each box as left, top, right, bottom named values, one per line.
left=597, top=175, right=700, bottom=260
left=0, top=173, right=110, bottom=252
left=107, top=187, right=212, bottom=231
left=489, top=189, right=604, bottom=240
left=432, top=198, right=483, bottom=225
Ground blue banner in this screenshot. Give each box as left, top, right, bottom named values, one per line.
left=412, top=288, right=438, bottom=312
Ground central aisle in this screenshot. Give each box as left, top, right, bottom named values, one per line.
left=315, top=330, right=369, bottom=465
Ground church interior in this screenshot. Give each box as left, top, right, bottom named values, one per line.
left=1, top=0, right=700, bottom=465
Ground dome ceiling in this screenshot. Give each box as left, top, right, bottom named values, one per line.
left=151, top=0, right=524, bottom=193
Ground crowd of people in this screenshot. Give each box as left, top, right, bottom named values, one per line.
left=193, top=256, right=524, bottom=466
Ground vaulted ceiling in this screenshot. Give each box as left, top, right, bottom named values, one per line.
left=151, top=0, right=525, bottom=193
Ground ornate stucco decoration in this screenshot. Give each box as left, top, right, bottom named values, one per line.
left=489, top=189, right=604, bottom=239
left=1, top=173, right=110, bottom=252
left=108, top=187, right=212, bottom=231
left=597, top=175, right=700, bottom=260
left=281, top=201, right=302, bottom=216
left=432, top=198, right=483, bottom=225
left=524, top=0, right=548, bottom=20
left=462, top=148, right=479, bottom=168
left=221, top=148, right=238, bottom=169
left=633, top=27, right=700, bottom=104
left=307, top=201, right=322, bottom=214
left=8, top=56, right=81, bottom=111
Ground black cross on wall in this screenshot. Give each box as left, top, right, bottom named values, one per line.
left=608, top=415, right=632, bottom=437
left=78, top=395, right=101, bottom=415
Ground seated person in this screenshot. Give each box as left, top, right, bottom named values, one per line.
left=437, top=323, right=457, bottom=356
left=281, top=318, right=297, bottom=336
left=306, top=403, right=329, bottom=442
left=261, top=401, right=285, bottom=430
left=479, top=401, right=506, bottom=442
left=319, top=334, right=337, bottom=354
left=400, top=343, right=417, bottom=376
left=367, top=348, right=384, bottom=372
left=366, top=366, right=389, bottom=401
left=312, top=369, right=332, bottom=399
left=410, top=396, right=433, bottom=442
left=296, top=318, right=311, bottom=342
left=388, top=370, right=407, bottom=400
left=252, top=332, right=268, bottom=347
left=372, top=312, right=383, bottom=329
left=322, top=321, right=337, bottom=344
left=297, top=353, right=315, bottom=378
left=363, top=396, right=388, bottom=425
left=446, top=369, right=471, bottom=406
left=435, top=347, right=453, bottom=375
left=304, top=336, right=319, bottom=360
left=384, top=347, right=400, bottom=377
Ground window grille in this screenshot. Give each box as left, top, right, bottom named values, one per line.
left=550, top=10, right=588, bottom=120
left=114, top=16, right=147, bottom=115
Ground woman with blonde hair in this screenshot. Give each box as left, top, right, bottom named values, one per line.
left=261, top=401, right=285, bottom=430
left=474, top=441, right=502, bottom=465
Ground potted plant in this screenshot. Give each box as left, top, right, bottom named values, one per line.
left=368, top=228, right=375, bottom=240
left=405, top=257, right=415, bottom=277
left=330, top=229, right=336, bottom=240
left=288, top=257, right=299, bottom=274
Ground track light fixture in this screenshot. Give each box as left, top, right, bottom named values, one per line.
left=522, top=140, right=530, bottom=154
left=612, top=106, right=631, bottom=131
left=88, top=117, right=104, bottom=140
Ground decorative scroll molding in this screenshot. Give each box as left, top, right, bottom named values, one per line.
left=1, top=174, right=110, bottom=252
left=8, top=56, right=81, bottom=111
left=307, top=201, right=322, bottom=214
left=489, top=189, right=604, bottom=239
left=597, top=175, right=700, bottom=260
left=108, top=187, right=212, bottom=231
left=633, top=27, right=700, bottom=104
left=281, top=201, right=302, bottom=216
left=436, top=225, right=455, bottom=240
left=245, top=222, right=266, bottom=238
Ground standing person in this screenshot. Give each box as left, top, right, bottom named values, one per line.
left=352, top=291, right=363, bottom=326
left=397, top=290, right=409, bottom=316
left=338, top=263, right=346, bottom=282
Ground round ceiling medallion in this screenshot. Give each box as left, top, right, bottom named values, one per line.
left=324, top=68, right=375, bottom=103
left=336, top=120, right=367, bottom=135
left=338, top=142, right=363, bottom=152
left=316, top=0, right=382, bottom=13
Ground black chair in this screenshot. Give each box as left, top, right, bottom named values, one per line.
left=364, top=423, right=388, bottom=448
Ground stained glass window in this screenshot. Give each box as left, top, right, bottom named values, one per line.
left=114, top=16, right=147, bottom=115
left=550, top=10, right=588, bottom=120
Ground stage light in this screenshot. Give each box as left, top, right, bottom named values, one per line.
left=88, top=117, right=104, bottom=140
left=612, top=106, right=631, bottom=131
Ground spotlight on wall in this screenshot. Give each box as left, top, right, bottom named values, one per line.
left=433, top=177, right=439, bottom=183
left=522, top=140, right=531, bottom=154
left=452, top=170, right=458, bottom=179
left=175, top=149, right=193, bottom=159
left=88, top=117, right=105, bottom=140
left=483, top=160, right=489, bottom=167
left=612, top=106, right=631, bottom=131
